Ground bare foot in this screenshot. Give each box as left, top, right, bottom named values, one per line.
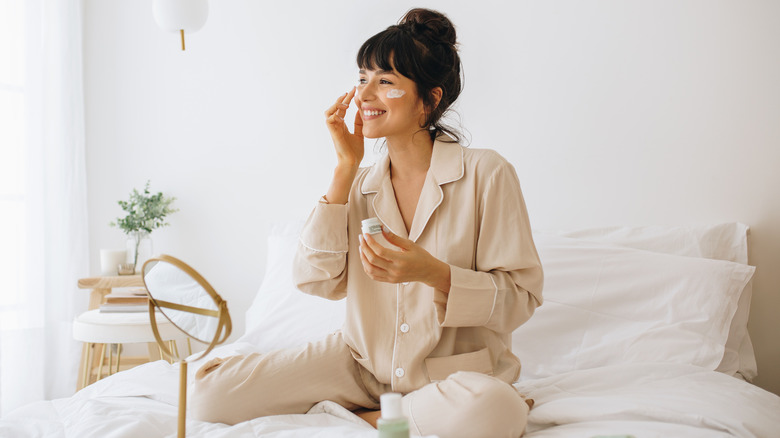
left=354, top=409, right=381, bottom=428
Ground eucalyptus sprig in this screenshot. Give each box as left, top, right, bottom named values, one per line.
left=110, top=181, right=178, bottom=267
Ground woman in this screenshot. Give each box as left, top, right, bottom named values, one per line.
left=191, top=8, right=543, bottom=438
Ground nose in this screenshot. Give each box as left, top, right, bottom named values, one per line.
left=358, top=81, right=377, bottom=103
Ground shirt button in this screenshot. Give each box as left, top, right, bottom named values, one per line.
left=400, top=323, right=410, bottom=333
left=395, top=367, right=405, bottom=378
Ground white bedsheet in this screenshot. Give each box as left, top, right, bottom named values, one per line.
left=2, top=344, right=779, bottom=438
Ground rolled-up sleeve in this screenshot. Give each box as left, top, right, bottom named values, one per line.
left=435, top=161, right=544, bottom=333
left=292, top=199, right=350, bottom=300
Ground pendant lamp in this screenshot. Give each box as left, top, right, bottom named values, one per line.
left=152, top=0, right=209, bottom=51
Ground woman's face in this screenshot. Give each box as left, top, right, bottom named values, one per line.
left=356, top=64, right=426, bottom=141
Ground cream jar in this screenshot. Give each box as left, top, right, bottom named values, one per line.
left=361, top=217, right=398, bottom=250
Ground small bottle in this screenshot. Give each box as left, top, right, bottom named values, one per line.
left=361, top=218, right=398, bottom=250
left=377, top=393, right=409, bottom=438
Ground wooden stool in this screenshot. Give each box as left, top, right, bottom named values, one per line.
left=75, top=275, right=189, bottom=390
left=73, top=309, right=189, bottom=389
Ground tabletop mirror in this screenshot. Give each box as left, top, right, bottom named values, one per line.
left=142, top=254, right=231, bottom=438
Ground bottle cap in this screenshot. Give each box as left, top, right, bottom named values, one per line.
left=380, top=392, right=403, bottom=420
left=361, top=217, right=383, bottom=235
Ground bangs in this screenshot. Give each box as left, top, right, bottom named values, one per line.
left=356, top=28, right=418, bottom=79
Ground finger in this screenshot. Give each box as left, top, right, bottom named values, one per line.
left=343, top=86, right=356, bottom=105
left=326, top=112, right=345, bottom=127
left=353, top=110, right=363, bottom=138
left=382, top=227, right=411, bottom=250
left=326, top=96, right=349, bottom=120
left=362, top=233, right=395, bottom=262
left=325, top=93, right=350, bottom=117
left=359, top=234, right=377, bottom=265
left=359, top=239, right=389, bottom=279
left=324, top=102, right=345, bottom=118
left=360, top=234, right=392, bottom=269
left=337, top=88, right=355, bottom=118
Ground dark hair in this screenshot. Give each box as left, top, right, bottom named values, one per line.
left=356, top=8, right=463, bottom=142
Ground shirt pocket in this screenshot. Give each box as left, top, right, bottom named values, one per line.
left=424, top=348, right=493, bottom=381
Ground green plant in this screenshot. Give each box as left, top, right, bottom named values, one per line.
left=110, top=181, right=178, bottom=267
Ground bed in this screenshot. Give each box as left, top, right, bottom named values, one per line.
left=2, top=221, right=779, bottom=437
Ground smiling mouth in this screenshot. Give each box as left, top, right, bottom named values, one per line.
left=363, top=109, right=386, bottom=118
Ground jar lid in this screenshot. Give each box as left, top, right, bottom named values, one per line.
left=380, top=392, right=403, bottom=420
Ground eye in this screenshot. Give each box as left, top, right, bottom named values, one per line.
left=380, top=79, right=393, bottom=85
left=358, top=78, right=367, bottom=84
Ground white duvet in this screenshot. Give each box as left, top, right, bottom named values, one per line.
left=2, top=342, right=779, bottom=438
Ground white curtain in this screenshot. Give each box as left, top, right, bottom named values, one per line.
left=0, top=0, right=89, bottom=415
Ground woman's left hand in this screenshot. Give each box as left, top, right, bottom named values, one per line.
left=359, top=228, right=451, bottom=292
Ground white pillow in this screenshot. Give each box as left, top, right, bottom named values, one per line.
left=238, top=220, right=345, bottom=351
left=555, top=223, right=750, bottom=264
left=552, top=223, right=756, bottom=380
left=513, top=233, right=755, bottom=380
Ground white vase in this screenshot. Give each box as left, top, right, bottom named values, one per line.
left=126, top=231, right=153, bottom=274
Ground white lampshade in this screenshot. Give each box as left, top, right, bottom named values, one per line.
left=153, top=0, right=208, bottom=50
left=153, top=0, right=208, bottom=32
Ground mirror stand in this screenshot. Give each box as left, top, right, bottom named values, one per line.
left=179, top=359, right=188, bottom=437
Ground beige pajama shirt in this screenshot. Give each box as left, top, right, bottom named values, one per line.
left=191, top=138, right=544, bottom=437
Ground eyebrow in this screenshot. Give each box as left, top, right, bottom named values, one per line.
left=359, top=69, right=397, bottom=76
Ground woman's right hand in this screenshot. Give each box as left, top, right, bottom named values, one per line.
left=324, top=87, right=364, bottom=169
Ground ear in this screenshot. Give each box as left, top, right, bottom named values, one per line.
left=430, top=87, right=443, bottom=110
left=418, top=87, right=444, bottom=128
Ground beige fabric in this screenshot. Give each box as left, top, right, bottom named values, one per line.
left=191, top=332, right=383, bottom=424
left=190, top=332, right=529, bottom=437
left=403, top=371, right=529, bottom=438
left=294, top=139, right=544, bottom=393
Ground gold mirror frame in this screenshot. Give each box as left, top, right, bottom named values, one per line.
left=143, top=254, right=231, bottom=360
left=142, top=254, right=232, bottom=438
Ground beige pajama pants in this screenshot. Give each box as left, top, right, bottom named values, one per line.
left=190, top=332, right=529, bottom=438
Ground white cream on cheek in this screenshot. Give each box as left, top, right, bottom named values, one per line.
left=386, top=89, right=406, bottom=99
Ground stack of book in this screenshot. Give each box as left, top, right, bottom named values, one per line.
left=99, top=288, right=150, bottom=313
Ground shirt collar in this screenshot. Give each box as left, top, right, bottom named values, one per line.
left=360, top=135, right=464, bottom=195
left=360, top=135, right=464, bottom=241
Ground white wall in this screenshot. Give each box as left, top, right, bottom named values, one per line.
left=83, top=0, right=780, bottom=395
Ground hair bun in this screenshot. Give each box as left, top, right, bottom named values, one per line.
left=399, top=8, right=457, bottom=46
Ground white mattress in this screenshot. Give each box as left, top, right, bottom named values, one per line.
left=2, top=342, right=779, bottom=438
